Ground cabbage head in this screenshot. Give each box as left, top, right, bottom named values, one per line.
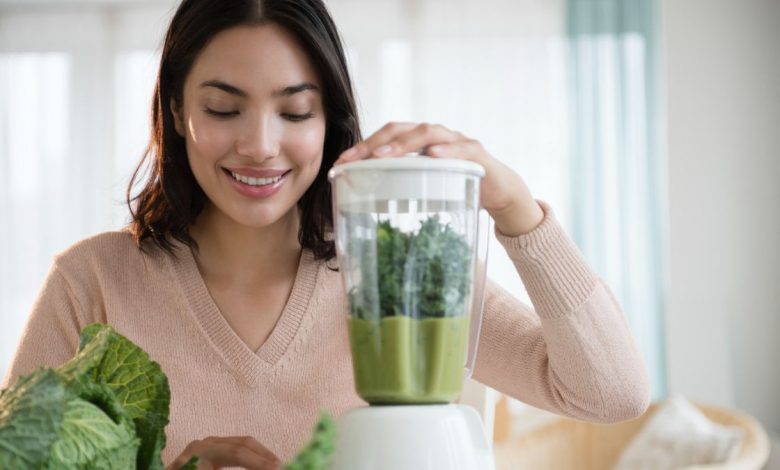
left=0, top=324, right=194, bottom=470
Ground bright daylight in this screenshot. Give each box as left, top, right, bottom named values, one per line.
left=1, top=0, right=778, bottom=469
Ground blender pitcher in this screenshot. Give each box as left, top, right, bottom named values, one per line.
left=329, top=155, right=488, bottom=405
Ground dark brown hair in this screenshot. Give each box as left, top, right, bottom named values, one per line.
left=127, top=0, right=361, bottom=260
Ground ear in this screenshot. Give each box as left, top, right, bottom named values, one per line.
left=170, top=98, right=185, bottom=137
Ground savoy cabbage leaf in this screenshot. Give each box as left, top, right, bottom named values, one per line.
left=70, top=324, right=171, bottom=470
left=46, top=398, right=138, bottom=469
left=0, top=324, right=176, bottom=470
left=0, top=369, right=68, bottom=468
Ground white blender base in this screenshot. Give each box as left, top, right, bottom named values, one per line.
left=331, top=404, right=496, bottom=470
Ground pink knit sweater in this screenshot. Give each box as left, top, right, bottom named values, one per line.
left=2, top=205, right=649, bottom=463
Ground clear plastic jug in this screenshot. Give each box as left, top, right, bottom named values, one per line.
left=329, top=155, right=488, bottom=404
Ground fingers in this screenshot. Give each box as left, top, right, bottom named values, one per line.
left=167, top=440, right=208, bottom=470
left=199, top=442, right=279, bottom=470
left=336, top=122, right=462, bottom=164
left=207, top=436, right=280, bottom=469
left=426, top=138, right=485, bottom=162
left=167, top=436, right=281, bottom=470
left=385, top=123, right=462, bottom=158
left=336, top=122, right=415, bottom=163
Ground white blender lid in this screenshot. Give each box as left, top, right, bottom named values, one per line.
left=328, top=155, right=485, bottom=180
left=328, top=155, right=483, bottom=213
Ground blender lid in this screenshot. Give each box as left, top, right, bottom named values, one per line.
left=328, top=154, right=485, bottom=180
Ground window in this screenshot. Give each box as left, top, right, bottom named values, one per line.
left=0, top=4, right=171, bottom=378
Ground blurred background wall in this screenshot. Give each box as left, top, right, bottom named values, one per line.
left=661, top=0, right=780, bottom=458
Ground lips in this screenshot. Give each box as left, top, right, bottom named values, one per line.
left=223, top=167, right=290, bottom=199
left=223, top=166, right=289, bottom=178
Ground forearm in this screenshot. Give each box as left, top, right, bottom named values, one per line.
left=473, top=203, right=650, bottom=422
left=474, top=281, right=650, bottom=423
left=484, top=163, right=544, bottom=237
left=489, top=196, right=544, bottom=237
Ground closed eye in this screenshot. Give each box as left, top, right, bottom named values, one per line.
left=283, top=112, right=315, bottom=122
left=204, top=108, right=239, bottom=118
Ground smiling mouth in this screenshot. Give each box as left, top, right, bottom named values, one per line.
left=225, top=169, right=290, bottom=187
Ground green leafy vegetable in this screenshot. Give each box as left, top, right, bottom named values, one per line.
left=348, top=215, right=472, bottom=319
left=284, top=412, right=336, bottom=470
left=0, top=369, right=69, bottom=468
left=176, top=457, right=199, bottom=470
left=0, top=324, right=187, bottom=470
left=46, top=397, right=139, bottom=469
left=72, top=324, right=171, bottom=470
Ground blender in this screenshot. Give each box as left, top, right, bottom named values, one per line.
left=328, top=155, right=496, bottom=470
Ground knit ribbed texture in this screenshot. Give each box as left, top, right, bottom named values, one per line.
left=494, top=201, right=597, bottom=318
left=3, top=207, right=649, bottom=464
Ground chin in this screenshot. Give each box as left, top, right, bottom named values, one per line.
left=232, top=206, right=298, bottom=230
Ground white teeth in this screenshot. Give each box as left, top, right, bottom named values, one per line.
left=230, top=171, right=283, bottom=186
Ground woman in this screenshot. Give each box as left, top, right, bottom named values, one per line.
left=3, top=0, right=650, bottom=468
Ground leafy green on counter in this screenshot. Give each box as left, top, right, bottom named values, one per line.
left=0, top=324, right=195, bottom=470
left=284, top=412, right=336, bottom=470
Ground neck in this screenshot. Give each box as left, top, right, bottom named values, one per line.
left=189, top=204, right=302, bottom=288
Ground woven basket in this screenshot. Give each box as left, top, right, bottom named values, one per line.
left=494, top=403, right=770, bottom=470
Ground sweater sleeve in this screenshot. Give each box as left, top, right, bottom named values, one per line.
left=1, top=262, right=85, bottom=389
left=472, top=202, right=650, bottom=423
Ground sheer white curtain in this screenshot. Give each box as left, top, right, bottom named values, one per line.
left=567, top=0, right=665, bottom=397
left=0, top=1, right=569, bottom=396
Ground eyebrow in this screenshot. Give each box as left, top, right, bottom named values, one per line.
left=199, top=80, right=319, bottom=98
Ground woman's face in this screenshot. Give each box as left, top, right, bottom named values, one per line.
left=173, top=23, right=326, bottom=230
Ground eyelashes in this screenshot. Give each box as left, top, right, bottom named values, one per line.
left=203, top=108, right=315, bottom=122
left=203, top=108, right=239, bottom=118
left=283, top=112, right=315, bottom=122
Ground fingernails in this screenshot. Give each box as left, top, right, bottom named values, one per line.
left=373, top=145, right=393, bottom=156
left=428, top=145, right=442, bottom=155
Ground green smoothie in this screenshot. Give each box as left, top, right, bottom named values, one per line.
left=348, top=315, right=469, bottom=404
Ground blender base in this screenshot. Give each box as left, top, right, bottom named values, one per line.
left=331, top=403, right=496, bottom=470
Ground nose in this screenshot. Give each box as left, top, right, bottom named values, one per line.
left=235, top=113, right=280, bottom=162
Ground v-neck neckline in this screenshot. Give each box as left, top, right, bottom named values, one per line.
left=169, top=239, right=320, bottom=386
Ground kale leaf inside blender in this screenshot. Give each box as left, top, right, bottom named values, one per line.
left=348, top=215, right=472, bottom=320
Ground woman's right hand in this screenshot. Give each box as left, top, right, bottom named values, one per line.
left=166, top=436, right=281, bottom=470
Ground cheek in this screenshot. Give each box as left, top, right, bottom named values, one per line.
left=185, top=114, right=235, bottom=161
left=286, top=123, right=326, bottom=166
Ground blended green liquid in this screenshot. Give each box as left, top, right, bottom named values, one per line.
left=348, top=315, right=469, bottom=404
